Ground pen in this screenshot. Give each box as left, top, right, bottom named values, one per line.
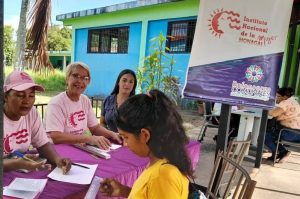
left=13, top=151, right=38, bottom=163
left=72, top=162, right=90, bottom=169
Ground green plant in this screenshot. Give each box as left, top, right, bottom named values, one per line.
left=137, top=32, right=180, bottom=102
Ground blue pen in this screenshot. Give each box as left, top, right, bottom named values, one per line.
left=13, top=151, right=38, bottom=163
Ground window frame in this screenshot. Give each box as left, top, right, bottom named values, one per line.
left=87, top=26, right=129, bottom=54
left=166, top=19, right=196, bottom=54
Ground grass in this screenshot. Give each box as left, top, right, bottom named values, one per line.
left=4, top=66, right=66, bottom=92
left=32, top=70, right=66, bottom=91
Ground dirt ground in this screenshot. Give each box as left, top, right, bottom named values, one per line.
left=179, top=109, right=204, bottom=132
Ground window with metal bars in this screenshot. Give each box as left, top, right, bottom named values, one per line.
left=88, top=26, right=129, bottom=53
left=166, top=20, right=196, bottom=53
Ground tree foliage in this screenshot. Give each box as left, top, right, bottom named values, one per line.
left=48, top=25, right=72, bottom=51
left=4, top=25, right=15, bottom=66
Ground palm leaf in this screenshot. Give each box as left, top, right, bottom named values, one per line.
left=27, top=0, right=53, bottom=75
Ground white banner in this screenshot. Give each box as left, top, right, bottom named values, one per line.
left=189, top=0, right=293, bottom=66
left=183, top=0, right=293, bottom=108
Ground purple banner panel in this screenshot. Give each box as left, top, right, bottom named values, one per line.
left=183, top=52, right=283, bottom=109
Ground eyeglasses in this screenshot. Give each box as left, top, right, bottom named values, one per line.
left=71, top=74, right=90, bottom=82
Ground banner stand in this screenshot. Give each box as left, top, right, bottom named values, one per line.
left=255, top=110, right=269, bottom=168
left=215, top=104, right=231, bottom=155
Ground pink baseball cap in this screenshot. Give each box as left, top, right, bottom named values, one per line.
left=4, top=71, right=45, bottom=92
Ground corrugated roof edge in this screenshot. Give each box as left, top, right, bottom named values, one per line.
left=56, top=0, right=183, bottom=21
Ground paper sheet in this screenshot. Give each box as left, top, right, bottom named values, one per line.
left=48, top=163, right=98, bottom=185
left=4, top=187, right=39, bottom=199
left=110, top=143, right=122, bottom=150
left=8, top=178, right=47, bottom=192
left=3, top=178, right=48, bottom=199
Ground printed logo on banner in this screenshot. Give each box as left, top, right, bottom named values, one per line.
left=230, top=65, right=270, bottom=101
left=245, top=65, right=264, bottom=83
left=208, top=8, right=278, bottom=47
left=208, top=9, right=241, bottom=37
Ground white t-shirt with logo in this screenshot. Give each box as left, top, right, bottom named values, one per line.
left=44, top=92, right=98, bottom=135
left=3, top=107, right=49, bottom=157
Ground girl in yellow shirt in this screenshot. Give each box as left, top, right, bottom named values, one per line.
left=100, top=89, right=193, bottom=198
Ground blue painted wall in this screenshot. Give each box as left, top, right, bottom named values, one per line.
left=72, top=16, right=197, bottom=97
left=73, top=22, right=142, bottom=96
left=146, top=17, right=197, bottom=90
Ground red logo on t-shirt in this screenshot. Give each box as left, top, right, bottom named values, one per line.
left=3, top=129, right=29, bottom=154
left=69, top=110, right=85, bottom=128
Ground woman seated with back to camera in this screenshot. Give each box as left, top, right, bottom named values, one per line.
left=265, top=87, right=300, bottom=162
left=100, top=69, right=137, bottom=132
left=100, top=89, right=193, bottom=199
left=44, top=62, right=122, bottom=150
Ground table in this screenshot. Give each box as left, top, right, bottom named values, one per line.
left=215, top=104, right=270, bottom=168
left=214, top=107, right=263, bottom=146
left=231, top=109, right=263, bottom=146
left=4, top=141, right=200, bottom=199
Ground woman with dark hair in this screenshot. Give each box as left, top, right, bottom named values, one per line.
left=265, top=87, right=300, bottom=162
left=100, top=89, right=193, bottom=198
left=100, top=69, right=137, bottom=132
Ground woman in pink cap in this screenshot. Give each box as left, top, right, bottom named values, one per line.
left=44, top=62, right=122, bottom=150
left=3, top=71, right=71, bottom=173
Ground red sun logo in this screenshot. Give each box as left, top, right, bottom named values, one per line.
left=208, top=9, right=241, bottom=38
left=208, top=9, right=225, bottom=37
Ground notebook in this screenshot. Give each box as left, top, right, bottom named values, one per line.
left=3, top=178, right=48, bottom=199
left=73, top=144, right=111, bottom=159
left=84, top=176, right=103, bottom=199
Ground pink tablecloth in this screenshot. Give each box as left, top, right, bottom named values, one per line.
left=4, top=140, right=200, bottom=199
